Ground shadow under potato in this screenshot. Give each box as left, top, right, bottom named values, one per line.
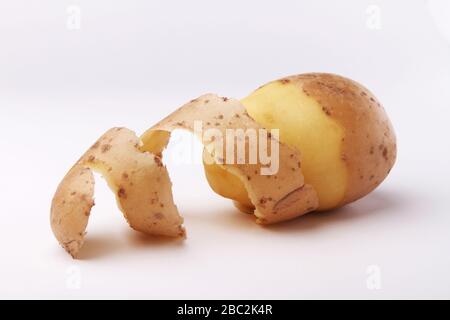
left=75, top=189, right=408, bottom=259
left=265, top=189, right=409, bottom=233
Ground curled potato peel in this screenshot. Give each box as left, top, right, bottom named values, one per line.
left=50, top=127, right=185, bottom=258
left=141, top=94, right=318, bottom=224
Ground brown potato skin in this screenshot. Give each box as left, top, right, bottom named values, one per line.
left=51, top=167, right=95, bottom=257
left=281, top=73, right=397, bottom=206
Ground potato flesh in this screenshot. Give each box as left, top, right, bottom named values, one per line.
left=204, top=82, right=347, bottom=211
left=202, top=149, right=253, bottom=208
left=242, top=82, right=347, bottom=210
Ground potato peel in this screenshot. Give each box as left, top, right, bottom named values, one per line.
left=50, top=127, right=185, bottom=258
left=50, top=166, right=95, bottom=257
left=141, top=94, right=319, bottom=224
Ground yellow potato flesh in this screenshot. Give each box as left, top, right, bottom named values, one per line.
left=203, top=151, right=253, bottom=208
left=204, top=81, right=347, bottom=210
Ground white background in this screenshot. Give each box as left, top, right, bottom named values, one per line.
left=0, top=0, right=449, bottom=299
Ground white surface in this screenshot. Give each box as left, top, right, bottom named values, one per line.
left=0, top=0, right=449, bottom=299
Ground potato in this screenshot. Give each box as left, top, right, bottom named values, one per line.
left=204, top=73, right=397, bottom=211
left=51, top=73, right=397, bottom=258
left=51, top=127, right=185, bottom=258
left=141, top=94, right=318, bottom=224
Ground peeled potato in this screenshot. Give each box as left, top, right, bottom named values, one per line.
left=50, top=127, right=185, bottom=258
left=204, top=73, right=397, bottom=211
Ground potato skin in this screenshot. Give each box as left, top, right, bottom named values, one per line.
left=282, top=73, right=397, bottom=206
left=50, top=167, right=95, bottom=257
